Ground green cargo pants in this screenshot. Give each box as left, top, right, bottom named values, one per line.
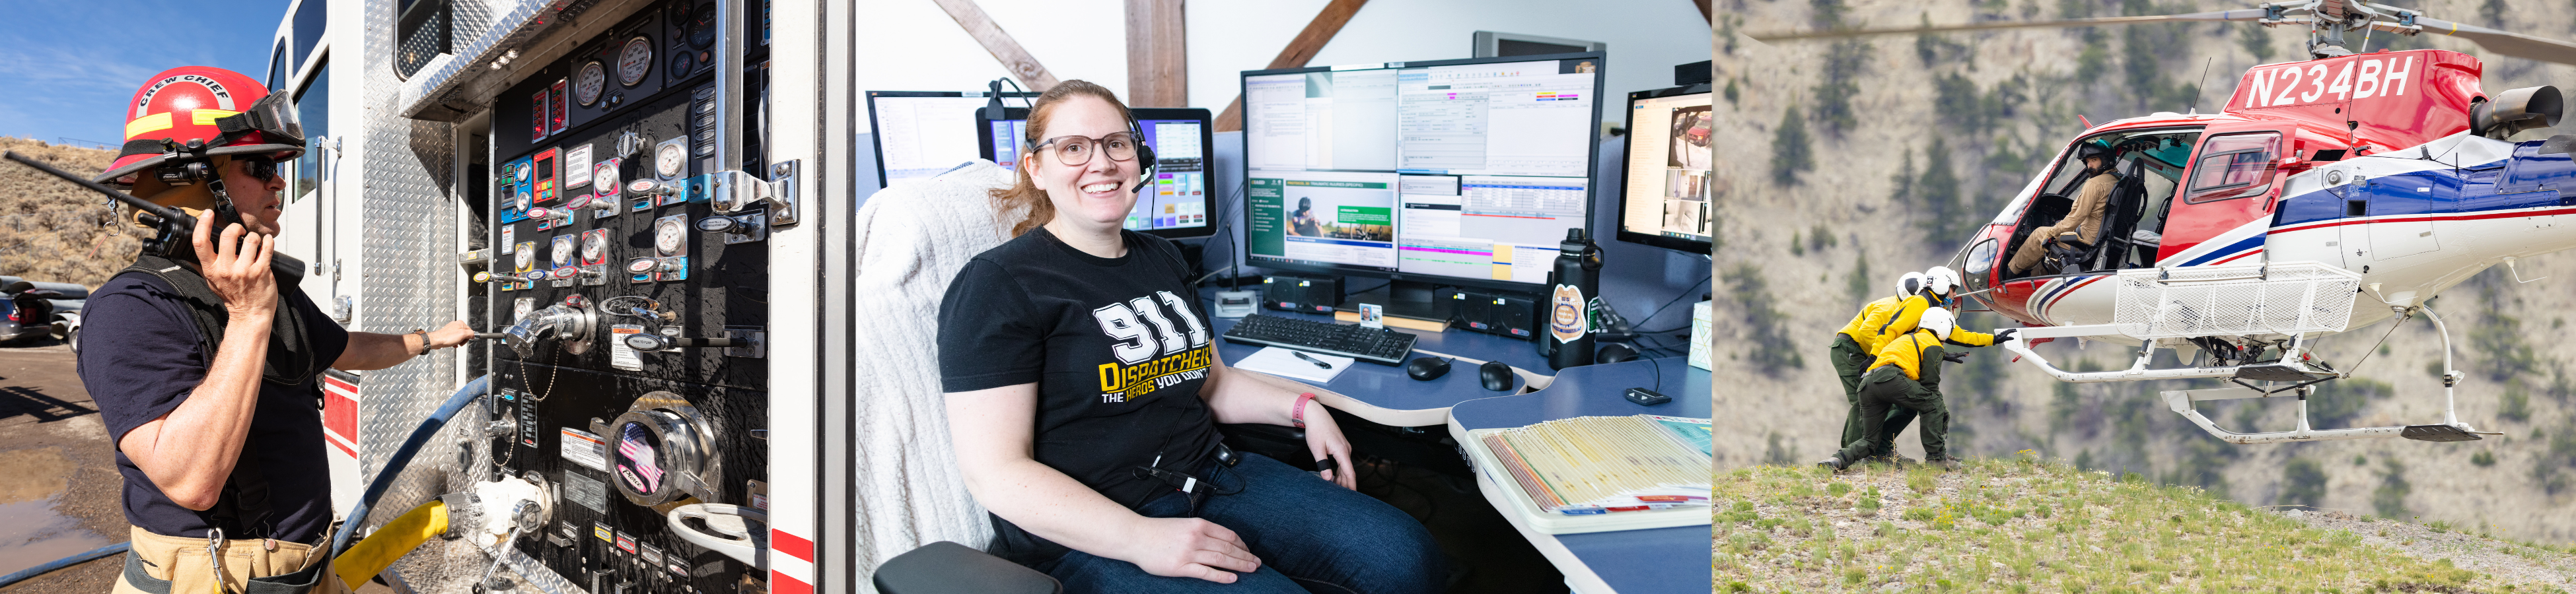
left=1836, top=364, right=1948, bottom=463
left=1832, top=335, right=1913, bottom=458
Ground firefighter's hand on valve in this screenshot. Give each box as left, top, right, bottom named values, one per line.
left=425, top=321, right=480, bottom=350
left=194, top=212, right=277, bottom=320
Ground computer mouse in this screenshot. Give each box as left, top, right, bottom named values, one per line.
left=1596, top=343, right=1639, bottom=364
left=1405, top=356, right=1451, bottom=381
left=1479, top=361, right=1515, bottom=391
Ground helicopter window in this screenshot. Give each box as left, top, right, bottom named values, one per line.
left=2185, top=132, right=2281, bottom=203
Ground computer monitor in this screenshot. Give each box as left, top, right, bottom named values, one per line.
left=1237, top=52, right=1606, bottom=298
left=1616, top=84, right=1714, bottom=254
left=865, top=90, right=1036, bottom=187
left=977, top=107, right=1218, bottom=239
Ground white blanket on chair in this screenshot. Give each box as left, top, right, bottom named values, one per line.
left=849, top=160, right=1020, bottom=586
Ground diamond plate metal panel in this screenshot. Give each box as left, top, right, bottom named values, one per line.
left=400, top=0, right=566, bottom=121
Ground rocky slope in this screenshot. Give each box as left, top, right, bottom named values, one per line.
left=0, top=137, right=139, bottom=287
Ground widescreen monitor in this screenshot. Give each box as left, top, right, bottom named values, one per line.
left=865, top=90, right=1036, bottom=187
left=978, top=107, right=1217, bottom=239
left=1616, top=85, right=1714, bottom=254
left=1236, top=51, right=1606, bottom=293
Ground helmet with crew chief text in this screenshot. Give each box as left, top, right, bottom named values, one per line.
left=96, top=66, right=305, bottom=198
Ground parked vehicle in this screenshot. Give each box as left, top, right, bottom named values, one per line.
left=1, top=277, right=88, bottom=349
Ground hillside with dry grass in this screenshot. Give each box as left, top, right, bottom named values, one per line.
left=1707, top=0, right=2576, bottom=546
left=0, top=137, right=139, bottom=287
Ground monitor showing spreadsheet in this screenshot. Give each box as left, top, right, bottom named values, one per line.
left=1238, top=52, right=1604, bottom=290
left=978, top=107, right=1217, bottom=239
left=865, top=90, right=1035, bottom=187
left=1615, top=86, right=1714, bottom=253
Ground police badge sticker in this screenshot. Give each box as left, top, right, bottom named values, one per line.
left=1548, top=284, right=1587, bottom=343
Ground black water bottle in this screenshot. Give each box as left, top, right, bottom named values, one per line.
left=1545, top=228, right=1604, bottom=370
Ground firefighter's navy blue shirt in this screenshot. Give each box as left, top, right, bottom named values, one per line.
left=81, top=273, right=348, bottom=542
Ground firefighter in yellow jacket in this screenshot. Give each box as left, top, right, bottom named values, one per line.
left=1830, top=266, right=1965, bottom=464
left=1830, top=271, right=1924, bottom=451
left=1821, top=307, right=2018, bottom=471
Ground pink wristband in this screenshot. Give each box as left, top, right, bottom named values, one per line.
left=1293, top=393, right=1317, bottom=428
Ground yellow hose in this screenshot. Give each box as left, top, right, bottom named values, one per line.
left=332, top=499, right=449, bottom=591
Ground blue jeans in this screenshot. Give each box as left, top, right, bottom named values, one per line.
left=1040, top=453, right=1447, bottom=594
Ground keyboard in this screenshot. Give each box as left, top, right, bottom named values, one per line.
left=1220, top=314, right=1417, bottom=366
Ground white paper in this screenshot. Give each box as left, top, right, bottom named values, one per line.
left=559, top=427, right=609, bottom=472
left=1234, top=346, right=1353, bottom=383
left=501, top=226, right=515, bottom=252
left=565, top=144, right=594, bottom=188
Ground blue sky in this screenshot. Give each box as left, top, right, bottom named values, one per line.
left=0, top=1, right=291, bottom=148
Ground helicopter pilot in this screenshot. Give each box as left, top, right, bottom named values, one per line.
left=2008, top=142, right=2118, bottom=276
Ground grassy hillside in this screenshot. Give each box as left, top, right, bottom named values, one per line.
left=1708, top=0, right=2576, bottom=544
left=0, top=137, right=140, bottom=287
left=1714, top=457, right=2576, bottom=593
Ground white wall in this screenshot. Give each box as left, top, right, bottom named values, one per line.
left=859, top=0, right=1713, bottom=126
left=1190, top=0, right=1711, bottom=126
left=855, top=0, right=1132, bottom=96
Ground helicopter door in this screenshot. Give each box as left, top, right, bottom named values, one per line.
left=2161, top=125, right=2289, bottom=265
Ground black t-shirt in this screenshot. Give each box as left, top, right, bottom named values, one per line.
left=81, top=273, right=349, bottom=542
left=938, top=228, right=1221, bottom=509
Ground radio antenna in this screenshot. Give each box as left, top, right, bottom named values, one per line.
left=2188, top=57, right=2215, bottom=115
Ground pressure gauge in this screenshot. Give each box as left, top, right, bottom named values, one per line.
left=515, top=247, right=534, bottom=271
left=583, top=232, right=607, bottom=262
left=575, top=61, right=607, bottom=106
left=616, top=37, right=653, bottom=87
left=552, top=239, right=576, bottom=267
left=655, top=218, right=687, bottom=254
left=592, top=160, right=622, bottom=197
left=655, top=141, right=687, bottom=178
left=668, top=50, right=696, bottom=77
left=690, top=4, right=717, bottom=48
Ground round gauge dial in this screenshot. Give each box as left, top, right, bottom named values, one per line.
left=691, top=4, right=717, bottom=48
left=575, top=61, right=607, bottom=106
left=656, top=219, right=686, bottom=253
left=515, top=248, right=534, bottom=271
left=668, top=50, right=696, bottom=77
left=594, top=162, right=621, bottom=196
left=583, top=234, right=606, bottom=261
left=616, top=37, right=653, bottom=87
left=655, top=142, right=686, bottom=178
left=552, top=240, right=575, bottom=267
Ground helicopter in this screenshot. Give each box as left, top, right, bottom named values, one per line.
left=1752, top=0, right=2576, bottom=445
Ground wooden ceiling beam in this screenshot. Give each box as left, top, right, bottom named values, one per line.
left=930, top=0, right=1061, bottom=92
left=1215, top=0, right=1369, bottom=131
left=1126, top=0, right=1188, bottom=108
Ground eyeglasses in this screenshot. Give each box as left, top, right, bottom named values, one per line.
left=236, top=155, right=279, bottom=182
left=1026, top=131, right=1141, bottom=168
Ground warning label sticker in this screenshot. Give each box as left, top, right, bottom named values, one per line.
left=560, top=427, right=609, bottom=472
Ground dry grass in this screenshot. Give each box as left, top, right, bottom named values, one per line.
left=1713, top=453, right=2576, bottom=593
left=0, top=137, right=139, bottom=287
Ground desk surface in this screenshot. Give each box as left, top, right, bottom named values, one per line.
left=1205, top=304, right=1556, bottom=427
left=1449, top=357, right=1711, bottom=594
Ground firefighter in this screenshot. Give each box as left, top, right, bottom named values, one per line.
left=1823, top=308, right=1981, bottom=471
left=79, top=66, right=479, bottom=594
left=1828, top=271, right=1925, bottom=455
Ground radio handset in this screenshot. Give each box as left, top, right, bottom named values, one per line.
left=3, top=150, right=308, bottom=286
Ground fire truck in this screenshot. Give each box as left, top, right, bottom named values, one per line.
left=263, top=1, right=842, bottom=591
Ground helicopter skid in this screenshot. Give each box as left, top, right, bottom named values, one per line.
left=2160, top=387, right=2485, bottom=444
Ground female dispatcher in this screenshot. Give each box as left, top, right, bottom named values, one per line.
left=936, top=80, right=1447, bottom=593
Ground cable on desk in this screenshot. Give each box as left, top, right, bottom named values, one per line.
left=1629, top=276, right=1713, bottom=335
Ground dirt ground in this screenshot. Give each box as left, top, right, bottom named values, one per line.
left=0, top=339, right=127, bottom=593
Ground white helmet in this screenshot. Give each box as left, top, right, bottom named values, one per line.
left=1924, top=266, right=1960, bottom=298
left=1919, top=307, right=1955, bottom=340
left=1895, top=271, right=1927, bottom=298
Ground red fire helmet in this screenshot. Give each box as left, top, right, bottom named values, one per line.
left=98, top=66, right=306, bottom=187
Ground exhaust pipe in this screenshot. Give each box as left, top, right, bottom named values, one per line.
left=2474, top=85, right=2563, bottom=139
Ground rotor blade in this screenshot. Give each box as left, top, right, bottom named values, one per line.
left=2400, top=17, right=2576, bottom=67
left=1750, top=9, right=2270, bottom=42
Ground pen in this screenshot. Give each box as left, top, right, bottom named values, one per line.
left=1291, top=351, right=1333, bottom=369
